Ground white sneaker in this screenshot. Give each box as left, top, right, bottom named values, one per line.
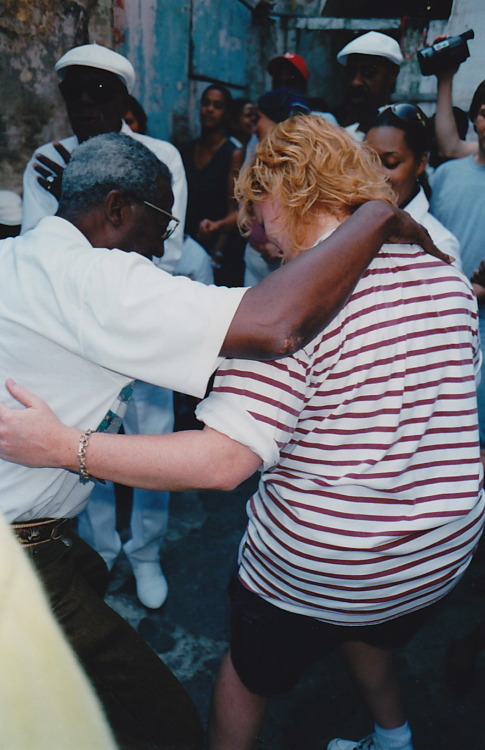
left=131, top=561, right=168, bottom=609
left=327, top=736, right=378, bottom=750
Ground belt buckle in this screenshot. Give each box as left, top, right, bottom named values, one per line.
left=12, top=518, right=68, bottom=547
left=23, top=525, right=43, bottom=544
left=50, top=520, right=67, bottom=541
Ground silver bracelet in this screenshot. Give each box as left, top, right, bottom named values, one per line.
left=78, top=429, right=93, bottom=481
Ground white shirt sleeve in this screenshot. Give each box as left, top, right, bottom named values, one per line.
left=173, top=235, right=215, bottom=285
left=196, top=353, right=310, bottom=469
left=77, top=248, right=246, bottom=398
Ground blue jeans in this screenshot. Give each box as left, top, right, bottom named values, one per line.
left=26, top=528, right=203, bottom=750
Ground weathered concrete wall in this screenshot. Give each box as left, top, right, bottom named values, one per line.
left=0, top=0, right=113, bottom=192
left=273, top=0, right=481, bottom=117
left=115, top=0, right=273, bottom=146
left=113, top=1, right=192, bottom=144
left=1, top=0, right=482, bottom=196
left=0, top=0, right=274, bottom=192
left=438, top=0, right=485, bottom=110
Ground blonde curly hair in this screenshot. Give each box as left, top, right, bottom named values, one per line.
left=235, top=114, right=395, bottom=257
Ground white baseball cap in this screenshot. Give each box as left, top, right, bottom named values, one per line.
left=337, top=32, right=403, bottom=67
left=55, top=43, right=136, bottom=93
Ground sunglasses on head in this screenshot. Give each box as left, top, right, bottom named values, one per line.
left=59, top=77, right=123, bottom=105
left=378, top=103, right=428, bottom=129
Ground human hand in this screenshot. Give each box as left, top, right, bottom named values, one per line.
left=385, top=205, right=454, bottom=264
left=471, top=261, right=485, bottom=304
left=198, top=219, right=220, bottom=240
left=0, top=379, right=73, bottom=468
left=34, top=142, right=71, bottom=200
left=430, top=36, right=461, bottom=80
left=471, top=260, right=485, bottom=288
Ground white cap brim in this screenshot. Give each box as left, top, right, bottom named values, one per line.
left=337, top=31, right=403, bottom=67
left=55, top=43, right=136, bottom=93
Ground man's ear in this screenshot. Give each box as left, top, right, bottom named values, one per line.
left=104, top=190, right=130, bottom=228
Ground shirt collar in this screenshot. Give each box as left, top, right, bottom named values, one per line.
left=34, top=215, right=93, bottom=247
left=402, top=186, right=428, bottom=223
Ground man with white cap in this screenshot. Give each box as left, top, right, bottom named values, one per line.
left=20, top=42, right=187, bottom=273
left=334, top=31, right=403, bottom=141
left=20, top=43, right=187, bottom=609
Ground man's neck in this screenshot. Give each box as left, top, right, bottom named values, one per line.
left=57, top=210, right=108, bottom=249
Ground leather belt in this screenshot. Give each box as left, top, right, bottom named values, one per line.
left=11, top=517, right=70, bottom=548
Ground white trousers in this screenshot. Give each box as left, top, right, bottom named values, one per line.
left=78, top=382, right=174, bottom=567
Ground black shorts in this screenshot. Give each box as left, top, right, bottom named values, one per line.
left=228, top=573, right=441, bottom=697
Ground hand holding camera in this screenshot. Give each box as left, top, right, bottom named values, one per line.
left=417, top=30, right=474, bottom=77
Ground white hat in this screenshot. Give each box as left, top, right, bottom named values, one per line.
left=0, top=191, right=22, bottom=226
left=55, top=43, right=136, bottom=93
left=337, top=32, right=403, bottom=67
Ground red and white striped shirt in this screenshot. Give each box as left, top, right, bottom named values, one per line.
left=198, top=243, right=484, bottom=625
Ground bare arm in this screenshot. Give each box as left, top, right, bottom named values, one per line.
left=0, top=381, right=261, bottom=491
left=221, top=200, right=452, bottom=360
left=435, top=68, right=477, bottom=160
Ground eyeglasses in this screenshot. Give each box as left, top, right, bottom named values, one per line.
left=378, top=103, right=428, bottom=129
left=59, top=78, right=123, bottom=105
left=143, top=201, right=180, bottom=241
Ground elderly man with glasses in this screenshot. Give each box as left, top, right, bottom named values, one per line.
left=19, top=43, right=190, bottom=608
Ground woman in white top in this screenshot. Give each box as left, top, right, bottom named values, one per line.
left=365, top=103, right=461, bottom=270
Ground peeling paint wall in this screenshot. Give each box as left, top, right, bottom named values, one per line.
left=0, top=0, right=267, bottom=191
left=113, top=1, right=192, bottom=144
left=1, top=1, right=482, bottom=195
left=270, top=0, right=482, bottom=117
left=0, top=0, right=112, bottom=192
left=114, top=0, right=269, bottom=146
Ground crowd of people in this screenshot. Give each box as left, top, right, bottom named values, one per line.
left=0, top=25, right=484, bottom=750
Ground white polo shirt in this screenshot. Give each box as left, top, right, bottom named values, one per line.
left=20, top=123, right=187, bottom=273
left=0, top=216, right=245, bottom=521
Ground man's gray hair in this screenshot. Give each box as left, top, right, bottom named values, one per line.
left=58, top=133, right=172, bottom=218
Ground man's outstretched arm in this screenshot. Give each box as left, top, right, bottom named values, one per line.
left=222, top=200, right=450, bottom=360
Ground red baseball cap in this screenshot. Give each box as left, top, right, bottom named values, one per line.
left=267, top=52, right=310, bottom=83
